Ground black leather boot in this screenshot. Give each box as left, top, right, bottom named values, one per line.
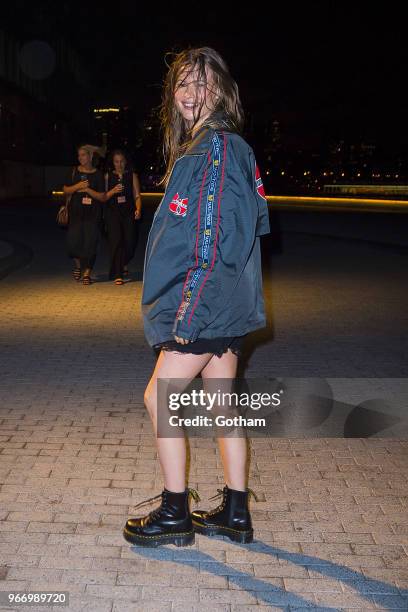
left=123, top=487, right=199, bottom=547
left=191, top=485, right=258, bottom=543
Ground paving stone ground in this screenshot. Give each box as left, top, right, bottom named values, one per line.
left=0, top=199, right=407, bottom=611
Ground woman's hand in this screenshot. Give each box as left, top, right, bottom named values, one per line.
left=104, top=184, right=123, bottom=201
left=111, top=183, right=123, bottom=195
left=174, top=335, right=190, bottom=345
left=77, top=180, right=89, bottom=192
left=134, top=206, right=142, bottom=220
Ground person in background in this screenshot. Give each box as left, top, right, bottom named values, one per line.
left=104, top=149, right=142, bottom=285
left=63, top=144, right=105, bottom=285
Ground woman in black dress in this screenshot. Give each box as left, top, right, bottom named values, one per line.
left=104, top=150, right=142, bottom=285
left=63, top=145, right=105, bottom=285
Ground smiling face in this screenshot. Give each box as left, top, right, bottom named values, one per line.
left=78, top=147, right=92, bottom=167
left=174, top=64, right=219, bottom=130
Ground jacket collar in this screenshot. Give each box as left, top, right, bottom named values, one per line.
left=184, top=124, right=216, bottom=156
left=184, top=111, right=231, bottom=156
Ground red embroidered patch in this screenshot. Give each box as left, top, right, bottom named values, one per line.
left=255, top=164, right=266, bottom=200
left=169, top=193, right=189, bottom=217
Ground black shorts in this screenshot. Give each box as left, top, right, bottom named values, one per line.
left=153, top=335, right=246, bottom=358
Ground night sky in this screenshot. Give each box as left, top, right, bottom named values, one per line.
left=3, top=2, right=407, bottom=152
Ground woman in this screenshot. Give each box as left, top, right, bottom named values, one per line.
left=104, top=150, right=142, bottom=285
left=123, top=47, right=270, bottom=547
left=63, top=145, right=105, bottom=285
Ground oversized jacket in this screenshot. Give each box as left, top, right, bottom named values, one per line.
left=141, top=122, right=270, bottom=346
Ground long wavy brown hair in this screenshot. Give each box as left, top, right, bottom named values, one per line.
left=158, top=47, right=244, bottom=187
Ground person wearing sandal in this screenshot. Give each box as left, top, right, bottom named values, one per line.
left=103, top=150, right=142, bottom=285
left=63, top=144, right=106, bottom=285
left=122, top=47, right=270, bottom=548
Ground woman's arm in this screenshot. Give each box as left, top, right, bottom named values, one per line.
left=100, top=173, right=123, bottom=202
left=63, top=166, right=88, bottom=195
left=101, top=184, right=123, bottom=202
left=86, top=172, right=114, bottom=202
left=133, top=172, right=142, bottom=219
left=85, top=187, right=106, bottom=203
left=171, top=133, right=267, bottom=343
left=63, top=181, right=87, bottom=195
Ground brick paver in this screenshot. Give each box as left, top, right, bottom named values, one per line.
left=0, top=200, right=407, bottom=610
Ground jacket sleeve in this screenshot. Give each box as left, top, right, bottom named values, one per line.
left=171, top=131, right=267, bottom=342
left=248, top=148, right=271, bottom=237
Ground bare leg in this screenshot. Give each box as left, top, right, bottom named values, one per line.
left=144, top=349, right=214, bottom=492
left=201, top=349, right=247, bottom=491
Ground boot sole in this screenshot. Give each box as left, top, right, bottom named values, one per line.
left=192, top=521, right=253, bottom=543
left=123, top=527, right=195, bottom=548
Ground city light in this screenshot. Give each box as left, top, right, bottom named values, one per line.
left=146, top=192, right=408, bottom=210
left=93, top=108, right=120, bottom=113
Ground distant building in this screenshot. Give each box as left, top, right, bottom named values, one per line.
left=0, top=29, right=92, bottom=197
left=0, top=29, right=91, bottom=165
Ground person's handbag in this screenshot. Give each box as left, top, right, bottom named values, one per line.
left=56, top=167, right=75, bottom=227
